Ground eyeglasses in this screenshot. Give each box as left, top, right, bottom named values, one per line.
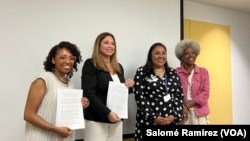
left=57, top=55, right=76, bottom=62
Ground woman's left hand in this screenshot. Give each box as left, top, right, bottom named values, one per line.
left=81, top=97, right=89, bottom=109
left=125, top=79, right=135, bottom=88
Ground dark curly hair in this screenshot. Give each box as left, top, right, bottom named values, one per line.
left=43, top=41, right=82, bottom=79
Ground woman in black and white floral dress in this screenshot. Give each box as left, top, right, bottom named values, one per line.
left=133, top=42, right=184, bottom=141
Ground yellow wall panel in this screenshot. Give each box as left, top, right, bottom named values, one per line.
left=184, top=19, right=232, bottom=124
left=184, top=19, right=190, bottom=38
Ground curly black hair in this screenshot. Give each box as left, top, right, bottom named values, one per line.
left=43, top=41, right=82, bottom=79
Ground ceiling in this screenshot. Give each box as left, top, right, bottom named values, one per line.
left=187, top=0, right=250, bottom=14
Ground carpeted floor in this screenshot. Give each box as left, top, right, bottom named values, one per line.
left=123, top=138, right=134, bottom=141
left=76, top=138, right=134, bottom=141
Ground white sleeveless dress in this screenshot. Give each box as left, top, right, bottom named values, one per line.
left=25, top=72, right=75, bottom=141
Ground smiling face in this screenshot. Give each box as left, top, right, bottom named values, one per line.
left=99, top=35, right=115, bottom=58
left=52, top=48, right=76, bottom=75
left=151, top=45, right=167, bottom=68
left=181, top=46, right=197, bottom=65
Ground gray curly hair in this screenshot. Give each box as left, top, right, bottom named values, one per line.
left=175, top=39, right=200, bottom=61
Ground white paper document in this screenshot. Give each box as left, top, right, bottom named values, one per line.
left=107, top=81, right=129, bottom=119
left=56, top=88, right=84, bottom=130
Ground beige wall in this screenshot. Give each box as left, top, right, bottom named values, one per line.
left=184, top=19, right=232, bottom=124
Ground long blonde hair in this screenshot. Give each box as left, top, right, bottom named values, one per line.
left=91, top=32, right=121, bottom=73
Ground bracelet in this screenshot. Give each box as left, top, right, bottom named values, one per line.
left=184, top=104, right=189, bottom=111
left=47, top=123, right=53, bottom=132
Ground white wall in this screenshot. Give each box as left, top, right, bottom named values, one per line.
left=184, top=0, right=250, bottom=124
left=0, top=0, right=181, bottom=140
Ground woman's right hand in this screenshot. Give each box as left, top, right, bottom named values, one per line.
left=107, top=111, right=121, bottom=123
left=51, top=126, right=73, bottom=138
left=154, top=116, right=172, bottom=125
left=182, top=106, right=189, bottom=122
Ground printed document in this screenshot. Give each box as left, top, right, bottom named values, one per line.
left=107, top=81, right=128, bottom=119
left=56, top=88, right=84, bottom=129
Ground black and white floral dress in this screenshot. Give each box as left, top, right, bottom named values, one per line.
left=133, top=66, right=184, bottom=141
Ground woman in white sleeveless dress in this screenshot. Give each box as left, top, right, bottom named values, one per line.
left=24, top=41, right=89, bottom=141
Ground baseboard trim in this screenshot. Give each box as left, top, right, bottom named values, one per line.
left=75, top=133, right=134, bottom=141
left=123, top=133, right=134, bottom=138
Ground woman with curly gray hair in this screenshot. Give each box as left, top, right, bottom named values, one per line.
left=175, top=39, right=210, bottom=125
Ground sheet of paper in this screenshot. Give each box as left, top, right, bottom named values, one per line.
left=56, top=88, right=84, bottom=130
left=107, top=81, right=129, bottom=119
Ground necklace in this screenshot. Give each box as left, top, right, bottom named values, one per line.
left=52, top=72, right=69, bottom=87
left=184, top=65, right=194, bottom=75
left=154, top=69, right=165, bottom=77
left=155, top=70, right=165, bottom=75
left=185, top=67, right=193, bottom=75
